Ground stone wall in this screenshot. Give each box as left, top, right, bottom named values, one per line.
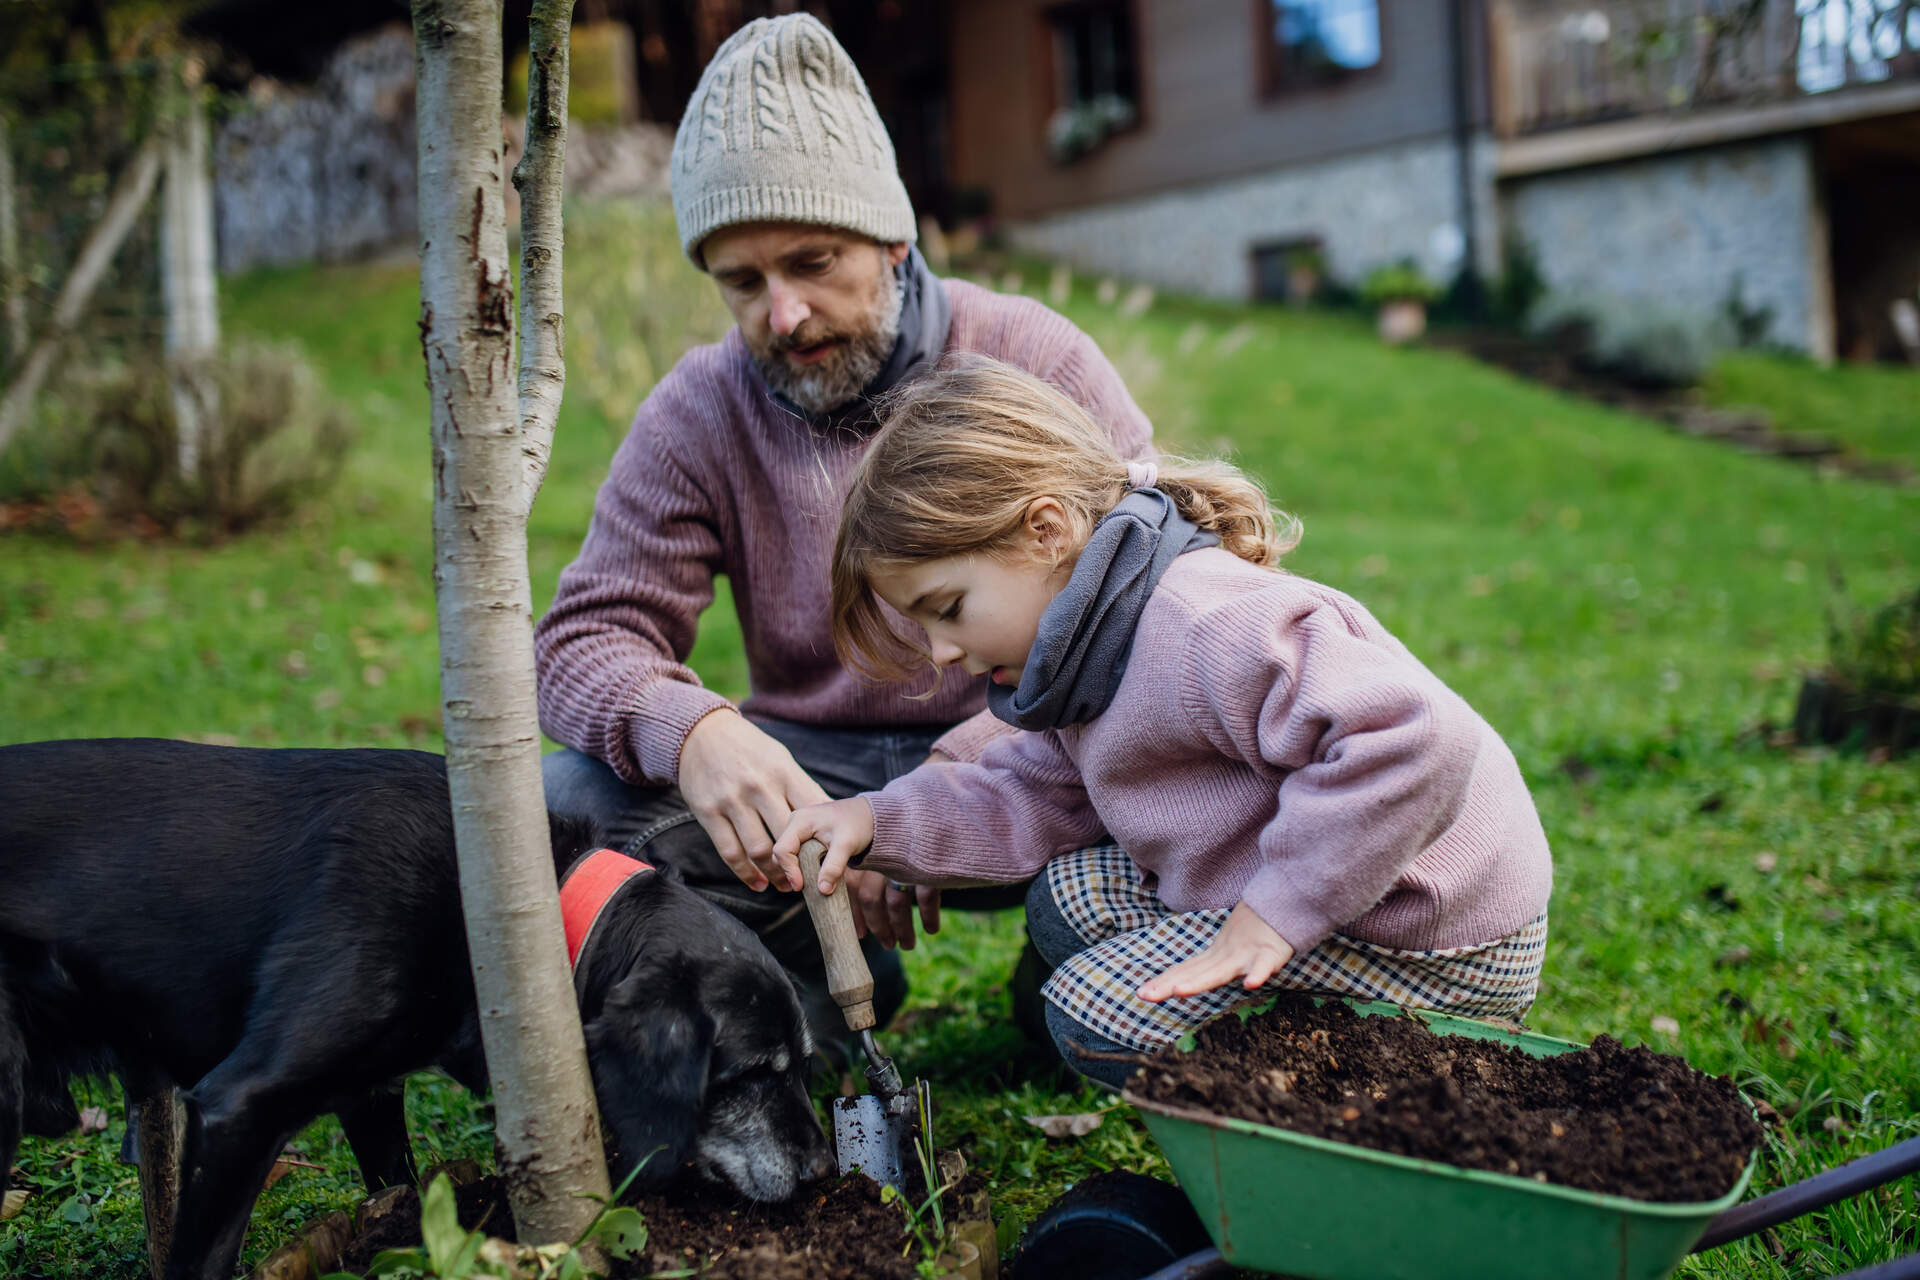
left=215, top=25, right=674, bottom=274
left=214, top=25, right=418, bottom=272
left=1500, top=135, right=1831, bottom=356
left=1001, top=132, right=1499, bottom=300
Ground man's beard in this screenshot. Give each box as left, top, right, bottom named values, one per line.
left=749, top=259, right=903, bottom=415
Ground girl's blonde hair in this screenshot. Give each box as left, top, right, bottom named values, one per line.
left=833, top=353, right=1301, bottom=682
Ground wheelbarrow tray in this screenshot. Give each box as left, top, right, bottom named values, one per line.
left=1122, top=998, right=1757, bottom=1280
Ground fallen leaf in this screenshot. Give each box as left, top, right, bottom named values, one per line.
left=77, top=1106, right=108, bottom=1134
left=263, top=1158, right=294, bottom=1190
left=2, top=1189, right=28, bottom=1220
left=1714, top=946, right=1753, bottom=968
left=1650, top=1015, right=1681, bottom=1036
left=1023, top=1112, right=1104, bottom=1139
left=1754, top=851, right=1778, bottom=873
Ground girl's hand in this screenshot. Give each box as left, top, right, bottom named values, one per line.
left=772, top=797, right=876, bottom=895
left=1138, top=902, right=1295, bottom=1002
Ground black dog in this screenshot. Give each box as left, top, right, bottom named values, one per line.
left=0, top=739, right=831, bottom=1280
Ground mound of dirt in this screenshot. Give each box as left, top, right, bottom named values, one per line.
left=1129, top=993, right=1761, bottom=1203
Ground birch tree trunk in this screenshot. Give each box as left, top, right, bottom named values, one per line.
left=0, top=114, right=25, bottom=368
left=0, top=135, right=162, bottom=455
left=412, top=0, right=609, bottom=1251
left=161, top=63, right=220, bottom=477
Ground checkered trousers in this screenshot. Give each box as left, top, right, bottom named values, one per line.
left=1040, top=844, right=1549, bottom=1053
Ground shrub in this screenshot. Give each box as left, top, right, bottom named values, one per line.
left=1827, top=584, right=1920, bottom=700
left=5, top=341, right=354, bottom=536
left=1720, top=273, right=1776, bottom=349
left=1491, top=236, right=1547, bottom=326
left=1527, top=291, right=1724, bottom=391
left=1358, top=259, right=1441, bottom=308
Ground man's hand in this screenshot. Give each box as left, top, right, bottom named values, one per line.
left=678, top=710, right=829, bottom=892
left=771, top=797, right=876, bottom=896
left=1137, top=902, right=1295, bottom=1002
left=844, top=747, right=948, bottom=949
left=845, top=870, right=941, bottom=950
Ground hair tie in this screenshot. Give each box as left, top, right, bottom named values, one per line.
left=1126, top=460, right=1159, bottom=490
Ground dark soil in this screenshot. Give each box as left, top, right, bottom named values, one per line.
left=330, top=1158, right=983, bottom=1280
left=1129, top=993, right=1762, bottom=1204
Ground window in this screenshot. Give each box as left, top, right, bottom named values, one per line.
left=1045, top=2, right=1141, bottom=163
left=1262, top=0, right=1382, bottom=95
left=1250, top=238, right=1327, bottom=304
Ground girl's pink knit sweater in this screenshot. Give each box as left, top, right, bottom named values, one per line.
left=534, top=280, right=1154, bottom=785
left=859, top=548, right=1554, bottom=956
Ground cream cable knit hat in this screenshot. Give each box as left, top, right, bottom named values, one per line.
left=670, top=13, right=917, bottom=267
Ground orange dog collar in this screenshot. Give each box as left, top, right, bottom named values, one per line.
left=559, top=848, right=654, bottom=969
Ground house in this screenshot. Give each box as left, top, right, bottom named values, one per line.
left=946, top=0, right=1920, bottom=361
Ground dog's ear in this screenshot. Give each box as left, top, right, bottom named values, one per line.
left=546, top=810, right=602, bottom=863
left=583, top=975, right=713, bottom=1187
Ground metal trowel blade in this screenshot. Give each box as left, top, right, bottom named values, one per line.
left=831, top=1079, right=929, bottom=1191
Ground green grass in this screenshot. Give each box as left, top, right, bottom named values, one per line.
left=4, top=206, right=1918, bottom=1277
left=1707, top=351, right=1920, bottom=476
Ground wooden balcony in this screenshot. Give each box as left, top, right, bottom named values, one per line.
left=1488, top=0, right=1920, bottom=139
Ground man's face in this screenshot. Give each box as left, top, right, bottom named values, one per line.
left=703, top=223, right=910, bottom=415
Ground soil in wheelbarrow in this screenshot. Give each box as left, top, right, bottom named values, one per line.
left=1130, top=992, right=1762, bottom=1203
left=330, top=1157, right=986, bottom=1280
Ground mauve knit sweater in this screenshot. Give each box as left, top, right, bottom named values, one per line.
left=859, top=549, right=1554, bottom=956
left=534, top=279, right=1154, bottom=785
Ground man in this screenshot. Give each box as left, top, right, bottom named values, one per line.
left=535, top=12, right=1152, bottom=1059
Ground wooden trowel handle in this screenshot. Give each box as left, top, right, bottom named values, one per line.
left=798, top=838, right=877, bottom=1031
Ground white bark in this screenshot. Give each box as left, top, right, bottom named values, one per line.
left=162, top=70, right=220, bottom=477
left=0, top=114, right=25, bottom=366
left=412, top=0, right=609, bottom=1252
left=0, top=136, right=163, bottom=456
left=513, top=0, right=572, bottom=517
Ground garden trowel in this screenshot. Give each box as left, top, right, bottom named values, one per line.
left=797, top=838, right=930, bottom=1192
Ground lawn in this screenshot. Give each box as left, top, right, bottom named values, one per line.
left=2, top=202, right=1917, bottom=1278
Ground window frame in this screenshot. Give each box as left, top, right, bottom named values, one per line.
left=1254, top=0, right=1388, bottom=101
left=1042, top=0, right=1148, bottom=140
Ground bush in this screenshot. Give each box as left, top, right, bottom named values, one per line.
left=1528, top=292, right=1724, bottom=391
left=1358, top=259, right=1441, bottom=308
left=1491, top=236, right=1547, bottom=327
left=1827, top=584, right=1920, bottom=700
left=3, top=341, right=353, bottom=537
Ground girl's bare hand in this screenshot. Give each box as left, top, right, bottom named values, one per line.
left=772, top=797, right=876, bottom=895
left=1138, top=902, right=1295, bottom=1002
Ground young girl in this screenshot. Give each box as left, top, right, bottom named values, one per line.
left=759, top=355, right=1553, bottom=1087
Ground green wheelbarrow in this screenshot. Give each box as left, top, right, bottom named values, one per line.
left=1013, top=1001, right=1920, bottom=1280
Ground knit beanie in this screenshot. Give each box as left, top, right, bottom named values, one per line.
left=670, top=14, right=917, bottom=267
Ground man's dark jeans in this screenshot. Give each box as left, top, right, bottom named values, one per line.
left=542, top=717, right=1029, bottom=1067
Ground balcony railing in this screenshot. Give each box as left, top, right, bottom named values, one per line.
left=1488, top=0, right=1920, bottom=137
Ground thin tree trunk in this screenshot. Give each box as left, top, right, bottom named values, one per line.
left=161, top=66, right=220, bottom=477
left=0, top=114, right=25, bottom=368
left=513, top=0, right=572, bottom=517
left=0, top=135, right=162, bottom=456
left=412, top=0, right=609, bottom=1254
